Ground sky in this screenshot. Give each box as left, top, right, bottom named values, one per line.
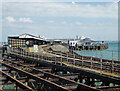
left=1, top=0, right=119, bottom=42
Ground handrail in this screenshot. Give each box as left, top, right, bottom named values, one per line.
left=7, top=47, right=120, bottom=78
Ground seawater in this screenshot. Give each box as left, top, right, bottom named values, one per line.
left=75, top=42, right=119, bottom=61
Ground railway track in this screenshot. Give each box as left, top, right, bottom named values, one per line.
left=0, top=57, right=99, bottom=91
left=43, top=50, right=120, bottom=77
left=1, top=47, right=120, bottom=91
left=8, top=48, right=120, bottom=79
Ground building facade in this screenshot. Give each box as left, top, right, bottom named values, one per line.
left=8, top=33, right=49, bottom=48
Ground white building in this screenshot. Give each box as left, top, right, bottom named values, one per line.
left=69, top=41, right=78, bottom=47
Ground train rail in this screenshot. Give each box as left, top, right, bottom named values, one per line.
left=0, top=61, right=70, bottom=91
left=0, top=57, right=99, bottom=91
left=7, top=48, right=120, bottom=78
left=1, top=47, right=120, bottom=91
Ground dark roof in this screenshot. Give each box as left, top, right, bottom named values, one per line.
left=8, top=36, right=19, bottom=38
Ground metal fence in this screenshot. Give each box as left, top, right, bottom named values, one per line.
left=75, top=50, right=120, bottom=61
left=7, top=47, right=120, bottom=77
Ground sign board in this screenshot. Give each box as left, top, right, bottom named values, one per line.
left=69, top=41, right=78, bottom=46
left=1, top=44, right=3, bottom=46
left=26, top=41, right=29, bottom=45
left=34, top=45, right=38, bottom=52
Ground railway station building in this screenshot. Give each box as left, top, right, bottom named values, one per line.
left=8, top=33, right=49, bottom=48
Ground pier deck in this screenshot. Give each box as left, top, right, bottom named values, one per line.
left=1, top=47, right=120, bottom=91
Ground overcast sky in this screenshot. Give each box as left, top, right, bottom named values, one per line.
left=1, top=0, right=118, bottom=42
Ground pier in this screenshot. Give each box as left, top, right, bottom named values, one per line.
left=69, top=43, right=109, bottom=51
left=0, top=46, right=120, bottom=91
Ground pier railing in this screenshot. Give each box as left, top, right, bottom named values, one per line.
left=75, top=50, right=119, bottom=61
left=7, top=47, right=120, bottom=78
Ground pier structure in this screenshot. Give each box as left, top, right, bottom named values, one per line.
left=69, top=43, right=109, bottom=51
left=0, top=47, right=120, bottom=91
left=7, top=33, right=109, bottom=51
left=68, top=36, right=109, bottom=51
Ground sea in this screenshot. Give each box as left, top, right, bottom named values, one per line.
left=75, top=42, right=120, bottom=61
